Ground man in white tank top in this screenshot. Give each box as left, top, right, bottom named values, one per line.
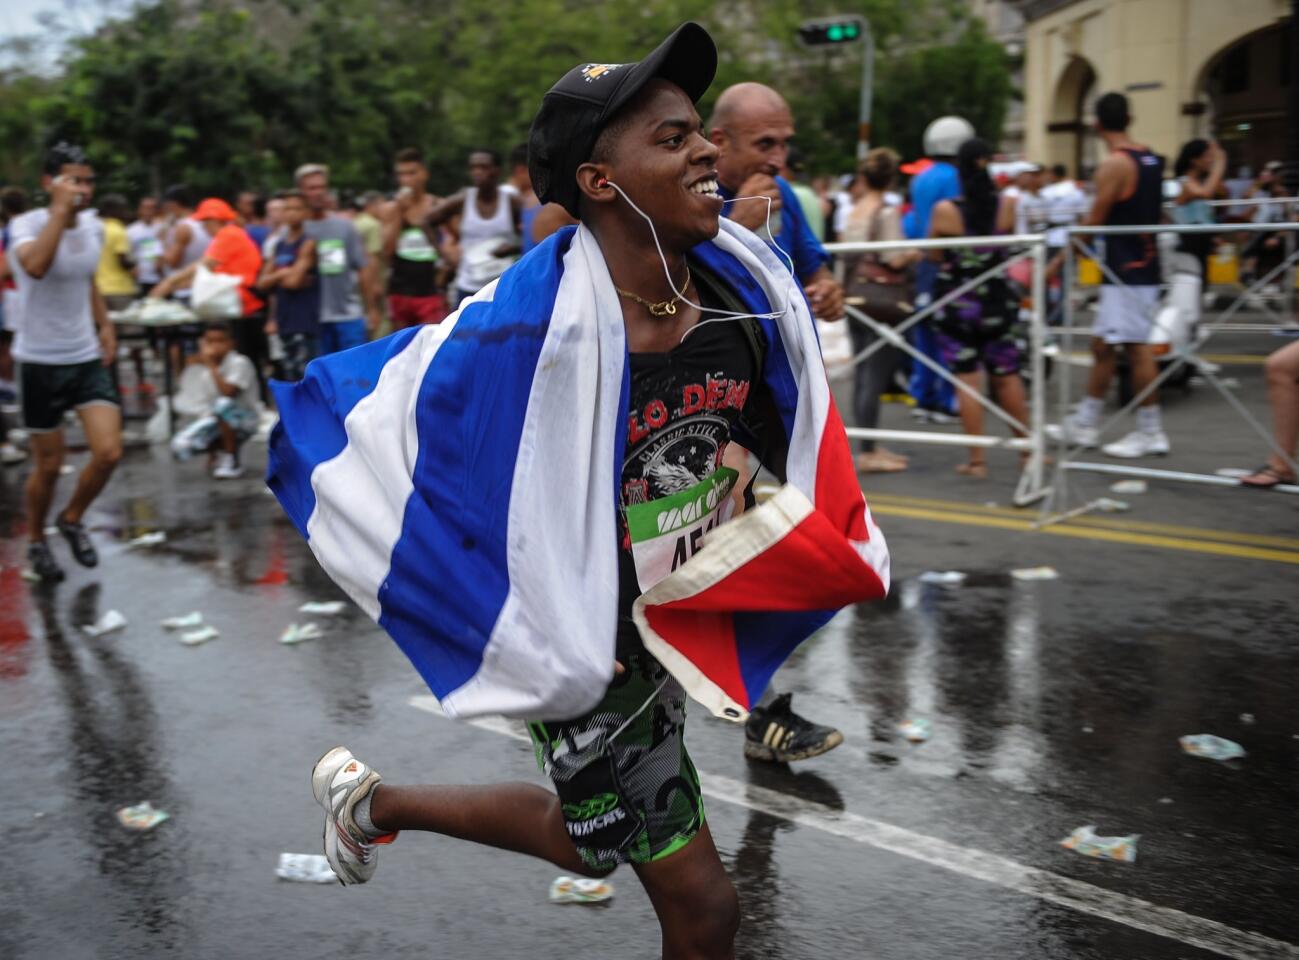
left=160, top=184, right=211, bottom=291
left=423, top=149, right=525, bottom=306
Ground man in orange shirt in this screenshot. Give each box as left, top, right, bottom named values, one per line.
left=151, top=198, right=265, bottom=391
left=151, top=198, right=262, bottom=312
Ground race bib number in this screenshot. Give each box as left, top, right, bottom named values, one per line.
left=397, top=227, right=438, bottom=263
left=137, top=237, right=161, bottom=259
left=624, top=468, right=736, bottom=591
left=318, top=237, right=347, bottom=275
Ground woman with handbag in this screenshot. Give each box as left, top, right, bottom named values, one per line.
left=842, top=148, right=919, bottom=473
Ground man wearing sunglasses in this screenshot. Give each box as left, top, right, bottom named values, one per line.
left=9, top=142, right=122, bottom=582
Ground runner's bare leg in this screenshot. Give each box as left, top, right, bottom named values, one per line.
left=368, top=782, right=602, bottom=876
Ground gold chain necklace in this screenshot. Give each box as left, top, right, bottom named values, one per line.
left=614, top=265, right=691, bottom=317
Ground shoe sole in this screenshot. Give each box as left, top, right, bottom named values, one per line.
left=311, top=746, right=380, bottom=886
left=743, top=730, right=844, bottom=763
left=1101, top=449, right=1169, bottom=459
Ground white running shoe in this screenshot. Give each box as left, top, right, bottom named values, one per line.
left=1045, top=415, right=1099, bottom=448
left=1102, top=429, right=1170, bottom=459
left=0, top=442, right=26, bottom=465
left=310, top=746, right=395, bottom=885
left=212, top=452, right=244, bottom=479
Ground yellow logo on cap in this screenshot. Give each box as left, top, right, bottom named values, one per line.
left=581, top=63, right=624, bottom=82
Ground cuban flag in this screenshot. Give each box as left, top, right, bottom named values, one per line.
left=267, top=218, right=889, bottom=723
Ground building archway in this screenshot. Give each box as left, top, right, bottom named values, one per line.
left=1195, top=22, right=1291, bottom=175
left=1047, top=55, right=1098, bottom=176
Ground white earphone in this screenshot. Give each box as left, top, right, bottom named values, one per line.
left=599, top=177, right=800, bottom=342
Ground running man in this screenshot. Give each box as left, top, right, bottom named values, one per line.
left=707, top=80, right=846, bottom=764
left=1052, top=92, right=1169, bottom=458
left=10, top=143, right=122, bottom=581
left=269, top=24, right=888, bottom=958
left=424, top=148, right=526, bottom=305
left=382, top=148, right=449, bottom=328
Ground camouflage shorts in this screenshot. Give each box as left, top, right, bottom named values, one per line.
left=527, top=650, right=705, bottom=873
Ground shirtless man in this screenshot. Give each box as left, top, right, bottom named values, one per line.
left=382, top=148, right=449, bottom=328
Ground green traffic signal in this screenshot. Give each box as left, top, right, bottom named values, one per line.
left=798, top=18, right=865, bottom=45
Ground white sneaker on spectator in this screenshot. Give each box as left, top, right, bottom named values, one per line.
left=1045, top=415, right=1099, bottom=448
left=0, top=442, right=25, bottom=465
left=1102, top=429, right=1169, bottom=459
left=212, top=452, right=244, bottom=479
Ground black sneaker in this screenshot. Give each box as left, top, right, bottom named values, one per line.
left=743, top=692, right=843, bottom=763
left=56, top=515, right=98, bottom=568
left=27, top=541, right=65, bottom=582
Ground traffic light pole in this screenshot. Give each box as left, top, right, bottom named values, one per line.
left=857, top=21, right=874, bottom=160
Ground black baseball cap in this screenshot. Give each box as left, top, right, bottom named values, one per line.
left=528, top=22, right=717, bottom=218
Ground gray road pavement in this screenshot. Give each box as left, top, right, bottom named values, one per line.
left=1, top=333, right=1296, bottom=960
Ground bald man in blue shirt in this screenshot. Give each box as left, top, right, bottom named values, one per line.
left=709, top=83, right=843, bottom=322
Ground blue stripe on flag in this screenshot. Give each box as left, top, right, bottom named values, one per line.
left=376, top=233, right=571, bottom=699
left=733, top=608, right=837, bottom=707
left=267, top=326, right=422, bottom=538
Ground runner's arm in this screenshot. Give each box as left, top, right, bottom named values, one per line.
left=996, top=194, right=1016, bottom=235
left=1081, top=153, right=1128, bottom=227
left=380, top=202, right=402, bottom=261
left=205, top=361, right=241, bottom=398
left=15, top=209, right=72, bottom=280
left=162, top=222, right=191, bottom=270
left=256, top=246, right=282, bottom=290
left=91, top=281, right=115, bottom=367
left=530, top=203, right=578, bottom=245
left=280, top=238, right=316, bottom=290
left=425, top=191, right=467, bottom=228
left=149, top=258, right=201, bottom=298
left=801, top=264, right=844, bottom=321
left=1178, top=143, right=1228, bottom=202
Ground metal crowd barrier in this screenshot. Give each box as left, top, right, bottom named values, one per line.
left=1044, top=219, right=1299, bottom=521
left=825, top=234, right=1051, bottom=506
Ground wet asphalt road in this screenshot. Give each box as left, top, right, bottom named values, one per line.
left=1, top=337, right=1297, bottom=960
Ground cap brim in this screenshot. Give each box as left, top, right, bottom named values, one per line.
left=600, top=22, right=717, bottom=123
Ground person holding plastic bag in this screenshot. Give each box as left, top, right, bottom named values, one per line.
left=150, top=198, right=265, bottom=388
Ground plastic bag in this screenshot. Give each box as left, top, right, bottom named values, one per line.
left=276, top=853, right=337, bottom=883
left=144, top=397, right=174, bottom=446
left=191, top=265, right=243, bottom=320
left=549, top=876, right=614, bottom=904
left=1179, top=734, right=1246, bottom=762
left=1060, top=825, right=1137, bottom=863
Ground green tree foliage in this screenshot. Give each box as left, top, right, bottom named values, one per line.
left=873, top=19, right=1013, bottom=162
left=0, top=0, right=1012, bottom=198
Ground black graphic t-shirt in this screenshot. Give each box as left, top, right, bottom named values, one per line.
left=615, top=260, right=769, bottom=653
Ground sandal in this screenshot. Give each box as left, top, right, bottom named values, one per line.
left=956, top=461, right=988, bottom=479
left=855, top=451, right=908, bottom=474
left=1239, top=464, right=1297, bottom=489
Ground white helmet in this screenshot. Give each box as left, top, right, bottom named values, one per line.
left=923, top=116, right=975, bottom=158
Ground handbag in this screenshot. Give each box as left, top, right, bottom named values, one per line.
left=191, top=264, right=243, bottom=320
left=846, top=206, right=914, bottom=326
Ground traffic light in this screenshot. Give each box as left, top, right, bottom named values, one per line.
left=798, top=16, right=866, bottom=46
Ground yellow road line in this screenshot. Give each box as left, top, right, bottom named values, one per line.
left=1061, top=352, right=1267, bottom=366
left=1200, top=354, right=1268, bottom=366
left=865, top=491, right=1299, bottom=550
left=870, top=503, right=1299, bottom=566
